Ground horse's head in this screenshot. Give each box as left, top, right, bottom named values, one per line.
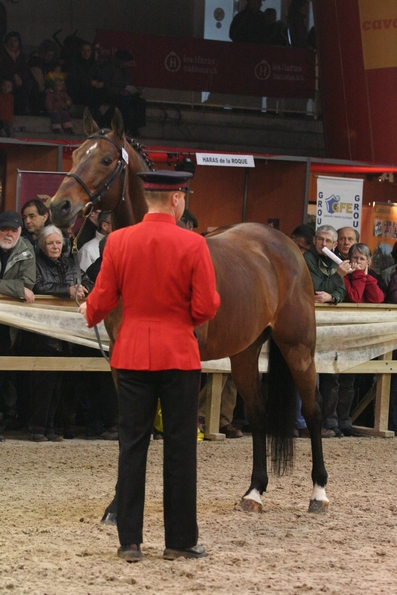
left=50, top=108, right=136, bottom=229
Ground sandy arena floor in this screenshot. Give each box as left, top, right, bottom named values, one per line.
left=1, top=434, right=397, bottom=595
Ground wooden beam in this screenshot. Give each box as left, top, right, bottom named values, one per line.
left=0, top=356, right=110, bottom=372
left=204, top=373, right=225, bottom=441
left=374, top=351, right=392, bottom=433
left=351, top=385, right=376, bottom=423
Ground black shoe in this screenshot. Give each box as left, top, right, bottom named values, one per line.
left=46, top=433, right=63, bottom=442
left=331, top=427, right=344, bottom=438
left=0, top=435, right=5, bottom=442
left=163, top=544, right=207, bottom=560
left=99, top=430, right=118, bottom=440
left=341, top=427, right=365, bottom=437
left=30, top=433, right=48, bottom=442
left=117, top=544, right=142, bottom=562
left=63, top=431, right=76, bottom=439
left=220, top=424, right=243, bottom=439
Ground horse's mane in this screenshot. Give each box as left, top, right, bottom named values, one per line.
left=127, top=136, right=155, bottom=173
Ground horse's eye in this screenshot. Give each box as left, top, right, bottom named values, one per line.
left=102, top=156, right=112, bottom=166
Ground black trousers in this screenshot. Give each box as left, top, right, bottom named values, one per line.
left=116, top=368, right=201, bottom=549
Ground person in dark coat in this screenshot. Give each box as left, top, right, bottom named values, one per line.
left=229, top=0, right=267, bottom=44
left=0, top=31, right=32, bottom=114
left=96, top=49, right=146, bottom=136
left=17, top=224, right=93, bottom=442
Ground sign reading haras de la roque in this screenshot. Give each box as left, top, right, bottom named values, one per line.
left=196, top=153, right=255, bottom=167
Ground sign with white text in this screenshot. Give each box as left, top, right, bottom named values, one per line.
left=316, top=176, right=363, bottom=232
left=196, top=153, right=255, bottom=167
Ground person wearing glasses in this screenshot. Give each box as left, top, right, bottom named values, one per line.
left=303, top=224, right=352, bottom=438
left=290, top=223, right=314, bottom=254
left=304, top=224, right=350, bottom=304
left=0, top=210, right=35, bottom=441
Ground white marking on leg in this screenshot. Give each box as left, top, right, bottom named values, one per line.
left=243, top=488, right=262, bottom=505
left=311, top=484, right=329, bottom=503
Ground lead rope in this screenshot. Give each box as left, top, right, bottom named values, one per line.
left=71, top=215, right=110, bottom=363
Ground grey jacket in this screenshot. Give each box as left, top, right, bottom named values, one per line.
left=0, top=236, right=36, bottom=300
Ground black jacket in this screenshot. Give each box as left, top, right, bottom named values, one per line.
left=34, top=250, right=93, bottom=298
left=17, top=250, right=93, bottom=354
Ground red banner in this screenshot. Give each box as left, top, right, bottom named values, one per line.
left=16, top=171, right=66, bottom=212
left=95, top=30, right=315, bottom=98
left=314, top=0, right=397, bottom=164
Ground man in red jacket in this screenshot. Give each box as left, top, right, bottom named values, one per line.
left=79, top=170, right=220, bottom=562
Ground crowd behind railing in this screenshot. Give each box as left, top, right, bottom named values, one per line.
left=1, top=199, right=397, bottom=444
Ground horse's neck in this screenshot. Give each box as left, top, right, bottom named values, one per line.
left=112, top=154, right=148, bottom=230
left=126, top=169, right=148, bottom=223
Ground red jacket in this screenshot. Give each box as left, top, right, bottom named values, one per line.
left=86, top=213, right=220, bottom=370
left=343, top=270, right=384, bottom=303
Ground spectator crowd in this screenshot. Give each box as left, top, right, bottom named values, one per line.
left=0, top=202, right=118, bottom=442
left=1, top=198, right=396, bottom=444
left=0, top=29, right=146, bottom=138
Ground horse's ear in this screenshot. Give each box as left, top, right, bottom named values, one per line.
left=83, top=107, right=100, bottom=136
left=111, top=108, right=125, bottom=139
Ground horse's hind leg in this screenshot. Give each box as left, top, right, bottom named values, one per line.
left=230, top=336, right=269, bottom=513
left=273, top=331, right=328, bottom=513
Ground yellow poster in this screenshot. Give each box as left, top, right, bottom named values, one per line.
left=361, top=203, right=397, bottom=272
left=358, top=0, right=397, bottom=70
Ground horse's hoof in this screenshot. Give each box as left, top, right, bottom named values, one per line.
left=308, top=499, right=329, bottom=513
left=100, top=512, right=117, bottom=525
left=239, top=498, right=263, bottom=513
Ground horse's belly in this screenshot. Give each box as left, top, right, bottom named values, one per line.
left=197, top=313, right=270, bottom=361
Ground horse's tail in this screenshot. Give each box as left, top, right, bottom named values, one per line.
left=266, top=336, right=296, bottom=475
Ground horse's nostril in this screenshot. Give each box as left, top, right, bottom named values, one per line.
left=60, top=200, right=71, bottom=216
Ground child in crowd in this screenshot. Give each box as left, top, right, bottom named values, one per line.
left=0, top=78, right=14, bottom=137
left=45, top=77, right=74, bottom=134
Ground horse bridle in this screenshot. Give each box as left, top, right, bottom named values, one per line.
left=65, top=131, right=128, bottom=218
left=67, top=131, right=129, bottom=362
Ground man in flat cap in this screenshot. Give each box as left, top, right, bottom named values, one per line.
left=0, top=210, right=36, bottom=441
left=79, top=170, right=220, bottom=562
left=0, top=209, right=35, bottom=303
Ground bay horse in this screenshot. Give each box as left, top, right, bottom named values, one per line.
left=50, top=108, right=328, bottom=518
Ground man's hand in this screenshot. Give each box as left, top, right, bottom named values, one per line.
left=336, top=260, right=351, bottom=278
left=78, top=301, right=87, bottom=320
left=315, top=291, right=334, bottom=303
left=23, top=287, right=35, bottom=303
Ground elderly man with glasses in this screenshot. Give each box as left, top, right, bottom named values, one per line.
left=303, top=224, right=356, bottom=438
left=0, top=210, right=36, bottom=441
left=304, top=224, right=350, bottom=304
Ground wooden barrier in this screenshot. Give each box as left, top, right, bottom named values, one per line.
left=0, top=300, right=396, bottom=438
